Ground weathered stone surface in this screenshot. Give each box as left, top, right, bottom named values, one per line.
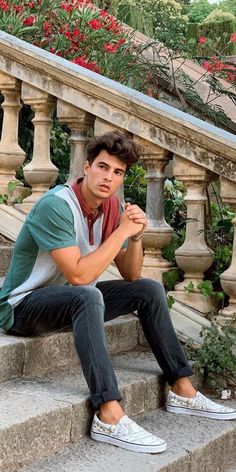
left=0, top=333, right=24, bottom=382
left=0, top=390, right=72, bottom=471
left=18, top=404, right=236, bottom=472
left=0, top=245, right=13, bottom=275
left=0, top=315, right=139, bottom=380
left=0, top=349, right=169, bottom=469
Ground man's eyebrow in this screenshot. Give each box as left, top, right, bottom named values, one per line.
left=97, top=161, right=125, bottom=173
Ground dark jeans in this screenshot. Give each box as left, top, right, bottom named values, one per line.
left=9, top=279, right=193, bottom=409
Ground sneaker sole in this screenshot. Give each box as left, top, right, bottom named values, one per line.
left=166, top=404, right=236, bottom=420
left=90, top=431, right=167, bottom=453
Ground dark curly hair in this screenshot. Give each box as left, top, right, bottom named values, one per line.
left=87, top=131, right=140, bottom=171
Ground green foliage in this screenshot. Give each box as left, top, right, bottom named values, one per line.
left=124, top=164, right=147, bottom=210
left=217, top=0, right=236, bottom=17
left=167, top=294, right=175, bottom=310
left=110, top=0, right=188, bottom=48
left=0, top=181, right=22, bottom=204
left=183, top=280, right=225, bottom=302
left=203, top=9, right=235, bottom=24
left=50, top=123, right=71, bottom=184
left=186, top=320, right=236, bottom=387
left=189, top=16, right=236, bottom=55
left=187, top=0, right=215, bottom=24
left=162, top=268, right=180, bottom=290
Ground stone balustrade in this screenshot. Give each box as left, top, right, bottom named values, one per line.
left=0, top=30, right=236, bottom=324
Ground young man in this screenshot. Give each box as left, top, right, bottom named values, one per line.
left=0, top=131, right=235, bottom=454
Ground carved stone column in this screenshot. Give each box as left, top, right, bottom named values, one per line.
left=57, top=100, right=94, bottom=183
left=219, top=177, right=236, bottom=324
left=19, top=84, right=58, bottom=212
left=134, top=138, right=173, bottom=281
left=0, top=72, right=25, bottom=195
left=171, top=155, right=214, bottom=314
left=94, top=118, right=126, bottom=201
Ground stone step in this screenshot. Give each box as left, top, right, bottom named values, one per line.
left=18, top=402, right=236, bottom=472
left=0, top=348, right=170, bottom=471
left=0, top=315, right=140, bottom=383
left=0, top=240, right=14, bottom=276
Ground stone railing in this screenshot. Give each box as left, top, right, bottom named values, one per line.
left=0, top=30, right=236, bottom=328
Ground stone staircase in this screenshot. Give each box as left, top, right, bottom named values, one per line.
left=0, top=248, right=235, bottom=471
left=0, top=312, right=235, bottom=472
left=0, top=27, right=236, bottom=472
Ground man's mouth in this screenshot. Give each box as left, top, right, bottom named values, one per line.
left=98, top=184, right=110, bottom=191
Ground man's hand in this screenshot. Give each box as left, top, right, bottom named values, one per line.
left=121, top=202, right=148, bottom=237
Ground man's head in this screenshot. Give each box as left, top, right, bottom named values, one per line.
left=86, top=131, right=140, bottom=172
left=81, top=132, right=140, bottom=205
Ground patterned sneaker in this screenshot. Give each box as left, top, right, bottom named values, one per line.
left=166, top=390, right=236, bottom=420
left=90, top=414, right=167, bottom=453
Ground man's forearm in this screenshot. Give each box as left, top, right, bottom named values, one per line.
left=115, top=238, right=143, bottom=281
left=71, top=226, right=130, bottom=285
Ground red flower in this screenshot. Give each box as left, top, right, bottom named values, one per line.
left=23, top=15, right=36, bottom=26
left=116, top=38, right=126, bottom=46
left=198, top=36, right=207, bottom=44
left=104, top=43, right=118, bottom=53
left=88, top=19, right=102, bottom=30
left=0, top=1, right=8, bottom=11
left=71, top=56, right=100, bottom=74
left=60, top=2, right=73, bottom=12
left=72, top=28, right=80, bottom=37
left=14, top=5, right=23, bottom=13
left=43, top=21, right=52, bottom=35
left=230, top=33, right=236, bottom=43
left=26, top=1, right=35, bottom=7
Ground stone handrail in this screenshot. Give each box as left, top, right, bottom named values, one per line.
left=0, top=30, right=236, bottom=325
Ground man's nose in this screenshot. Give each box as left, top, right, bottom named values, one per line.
left=104, top=171, right=113, bottom=182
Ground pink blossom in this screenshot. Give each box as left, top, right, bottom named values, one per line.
left=198, top=37, right=207, bottom=44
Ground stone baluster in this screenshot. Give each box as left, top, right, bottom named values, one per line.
left=0, top=72, right=25, bottom=196
left=19, top=84, right=58, bottom=212
left=57, top=100, right=94, bottom=183
left=219, top=177, right=236, bottom=323
left=94, top=118, right=126, bottom=201
left=172, top=155, right=214, bottom=314
left=134, top=138, right=173, bottom=281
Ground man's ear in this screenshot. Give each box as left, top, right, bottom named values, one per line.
left=83, top=160, right=90, bottom=176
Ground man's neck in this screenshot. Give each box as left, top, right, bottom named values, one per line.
left=80, top=179, right=103, bottom=212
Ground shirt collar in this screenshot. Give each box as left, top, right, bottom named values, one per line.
left=71, top=178, right=104, bottom=218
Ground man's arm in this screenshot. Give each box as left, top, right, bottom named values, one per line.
left=114, top=203, right=147, bottom=281
left=50, top=206, right=144, bottom=285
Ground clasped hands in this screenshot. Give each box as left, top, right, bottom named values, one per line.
left=120, top=202, right=148, bottom=240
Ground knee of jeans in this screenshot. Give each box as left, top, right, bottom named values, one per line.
left=136, top=278, right=165, bottom=300
left=72, top=285, right=105, bottom=309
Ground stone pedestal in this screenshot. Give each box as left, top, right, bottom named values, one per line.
left=173, top=156, right=214, bottom=314
left=0, top=72, right=25, bottom=194
left=134, top=138, right=173, bottom=281
left=219, top=177, right=236, bottom=325
left=57, top=100, right=94, bottom=183
left=19, top=84, right=58, bottom=211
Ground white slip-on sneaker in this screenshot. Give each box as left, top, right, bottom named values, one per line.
left=90, top=414, right=167, bottom=453
left=166, top=390, right=236, bottom=420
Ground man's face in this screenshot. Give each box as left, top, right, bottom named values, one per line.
left=83, top=150, right=126, bottom=200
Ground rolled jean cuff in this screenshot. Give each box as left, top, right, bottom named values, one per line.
left=168, top=366, right=194, bottom=386
left=90, top=389, right=122, bottom=409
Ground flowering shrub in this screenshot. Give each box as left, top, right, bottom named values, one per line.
left=195, top=34, right=236, bottom=83
left=0, top=0, right=235, bottom=125
left=0, top=0, right=155, bottom=92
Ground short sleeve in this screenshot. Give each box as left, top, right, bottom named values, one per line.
left=27, top=195, right=76, bottom=252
